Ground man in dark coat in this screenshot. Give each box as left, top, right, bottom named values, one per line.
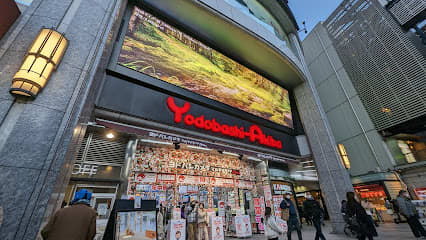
left=397, top=190, right=426, bottom=239
left=303, top=193, right=326, bottom=240
left=41, top=189, right=97, bottom=240
left=280, top=193, right=302, bottom=240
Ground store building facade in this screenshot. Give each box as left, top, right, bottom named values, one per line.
left=0, top=0, right=354, bottom=239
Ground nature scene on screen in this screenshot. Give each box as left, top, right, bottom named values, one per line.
left=118, top=6, right=293, bottom=128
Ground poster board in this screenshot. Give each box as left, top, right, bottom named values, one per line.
left=272, top=195, right=283, bottom=217
left=168, top=219, right=186, bottom=240
left=277, top=218, right=288, bottom=233
left=235, top=215, right=252, bottom=237
left=209, top=216, right=224, bottom=240
left=116, top=211, right=156, bottom=240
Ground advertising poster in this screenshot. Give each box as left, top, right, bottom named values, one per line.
left=172, top=208, right=181, bottom=220
left=135, top=173, right=157, bottom=184
left=272, top=195, right=283, bottom=217
left=169, top=219, right=186, bottom=240
left=263, top=185, right=272, bottom=202
left=235, top=215, right=252, bottom=237
left=218, top=201, right=225, bottom=217
left=255, top=215, right=262, bottom=224
left=210, top=216, right=224, bottom=240
left=117, top=211, right=157, bottom=240
left=415, top=188, right=426, bottom=200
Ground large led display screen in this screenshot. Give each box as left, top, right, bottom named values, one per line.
left=118, top=6, right=293, bottom=128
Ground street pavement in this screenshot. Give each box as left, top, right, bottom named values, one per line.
left=226, top=222, right=420, bottom=239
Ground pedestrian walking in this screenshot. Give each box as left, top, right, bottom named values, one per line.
left=41, top=189, right=97, bottom=240
left=361, top=199, right=378, bottom=228
left=280, top=193, right=303, bottom=240
left=397, top=190, right=426, bottom=239
left=345, top=192, right=376, bottom=240
left=198, top=202, right=209, bottom=240
left=303, top=193, right=326, bottom=240
left=265, top=207, right=285, bottom=240
left=391, top=198, right=402, bottom=223
left=157, top=206, right=165, bottom=240
left=185, top=200, right=198, bottom=240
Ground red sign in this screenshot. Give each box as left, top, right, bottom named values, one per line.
left=167, top=97, right=282, bottom=149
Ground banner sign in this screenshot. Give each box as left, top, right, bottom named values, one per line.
left=169, top=219, right=186, bottom=240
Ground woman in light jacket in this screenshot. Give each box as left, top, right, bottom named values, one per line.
left=265, top=207, right=284, bottom=240
left=198, top=203, right=209, bottom=240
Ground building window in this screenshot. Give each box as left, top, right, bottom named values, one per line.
left=337, top=144, right=351, bottom=169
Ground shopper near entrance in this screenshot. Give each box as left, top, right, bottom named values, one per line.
left=303, top=193, right=326, bottom=240
left=41, top=189, right=96, bottom=240
left=280, top=193, right=303, bottom=240
left=345, top=192, right=376, bottom=240
left=397, top=190, right=426, bottom=239
left=265, top=206, right=284, bottom=240
left=198, top=203, right=209, bottom=240
left=185, top=200, right=198, bottom=240
left=157, top=205, right=165, bottom=240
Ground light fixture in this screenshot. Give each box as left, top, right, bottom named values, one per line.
left=140, top=139, right=173, bottom=145
left=223, top=151, right=239, bottom=157
left=247, top=157, right=262, bottom=162
left=186, top=145, right=212, bottom=151
left=10, top=28, right=68, bottom=98
left=106, top=132, right=115, bottom=139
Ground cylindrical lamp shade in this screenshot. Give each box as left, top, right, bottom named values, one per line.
left=10, top=28, right=68, bottom=97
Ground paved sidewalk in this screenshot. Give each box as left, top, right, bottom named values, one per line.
left=226, top=222, right=419, bottom=239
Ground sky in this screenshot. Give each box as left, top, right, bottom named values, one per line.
left=288, top=0, right=343, bottom=40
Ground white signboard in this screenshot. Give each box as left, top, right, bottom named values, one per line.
left=277, top=218, right=288, bottom=233
left=168, top=219, right=186, bottom=240
left=235, top=215, right=252, bottom=237
left=209, top=216, right=224, bottom=240
left=135, top=173, right=157, bottom=183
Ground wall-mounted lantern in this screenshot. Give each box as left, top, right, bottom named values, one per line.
left=10, top=28, right=68, bottom=98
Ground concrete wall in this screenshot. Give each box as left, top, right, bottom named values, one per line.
left=0, top=0, right=124, bottom=239
left=302, top=23, right=396, bottom=177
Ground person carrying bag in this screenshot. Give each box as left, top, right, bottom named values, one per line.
left=265, top=207, right=284, bottom=240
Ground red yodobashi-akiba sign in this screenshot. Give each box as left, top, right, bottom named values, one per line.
left=167, top=97, right=282, bottom=149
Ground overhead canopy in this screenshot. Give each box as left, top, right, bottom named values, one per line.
left=139, top=0, right=305, bottom=89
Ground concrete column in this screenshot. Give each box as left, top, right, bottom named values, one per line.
left=289, top=33, right=354, bottom=233
left=0, top=0, right=125, bottom=239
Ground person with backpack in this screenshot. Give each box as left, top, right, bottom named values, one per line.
left=265, top=207, right=284, bottom=240
left=280, top=193, right=303, bottom=240
left=41, top=189, right=97, bottom=240
left=397, top=190, right=426, bottom=239
left=303, top=193, right=326, bottom=240
left=345, top=192, right=376, bottom=240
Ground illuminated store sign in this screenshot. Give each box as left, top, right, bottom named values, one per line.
left=167, top=97, right=282, bottom=149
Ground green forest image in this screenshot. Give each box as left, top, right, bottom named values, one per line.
left=118, top=7, right=293, bottom=128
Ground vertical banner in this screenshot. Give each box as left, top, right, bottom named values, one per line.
left=218, top=201, right=225, bottom=217
left=235, top=215, right=252, bottom=237
left=263, top=186, right=272, bottom=207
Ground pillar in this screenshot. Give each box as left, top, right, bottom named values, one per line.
left=289, top=33, right=354, bottom=233
left=0, top=0, right=125, bottom=239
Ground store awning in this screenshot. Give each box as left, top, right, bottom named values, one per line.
left=96, top=119, right=299, bottom=165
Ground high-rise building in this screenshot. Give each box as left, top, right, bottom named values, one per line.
left=303, top=0, right=426, bottom=204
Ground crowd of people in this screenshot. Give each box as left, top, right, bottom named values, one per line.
left=39, top=188, right=426, bottom=240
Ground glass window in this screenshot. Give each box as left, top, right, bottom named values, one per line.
left=337, top=144, right=351, bottom=169
left=224, top=0, right=289, bottom=45
left=385, top=136, right=426, bottom=165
